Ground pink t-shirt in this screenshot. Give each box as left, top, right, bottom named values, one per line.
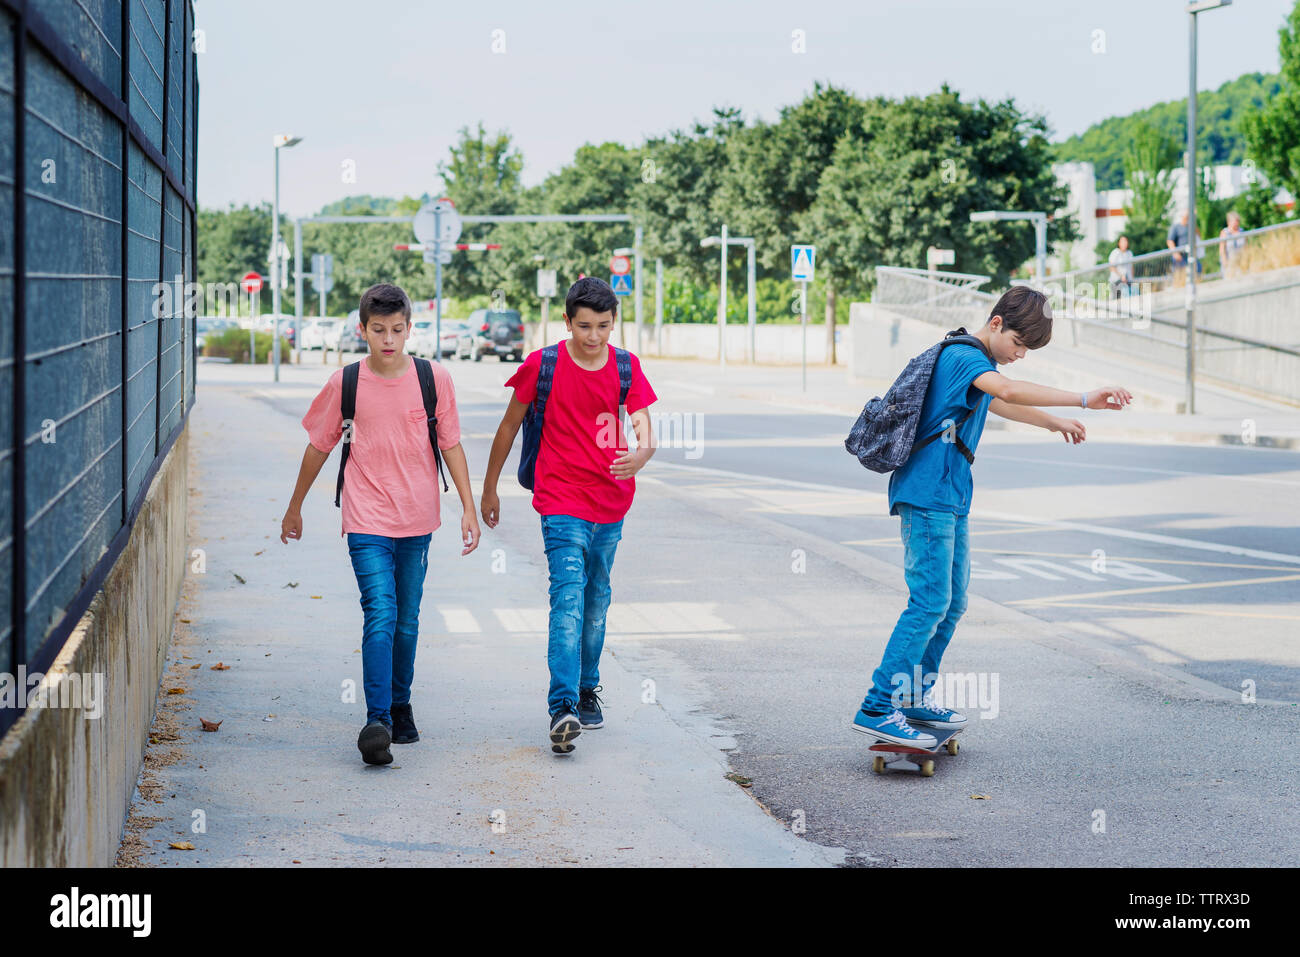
left=302, top=356, right=461, bottom=538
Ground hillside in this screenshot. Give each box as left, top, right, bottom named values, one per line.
left=1053, top=72, right=1281, bottom=189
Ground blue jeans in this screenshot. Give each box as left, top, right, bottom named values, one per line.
left=540, top=514, right=623, bottom=715
left=346, top=532, right=431, bottom=724
left=861, top=504, right=969, bottom=713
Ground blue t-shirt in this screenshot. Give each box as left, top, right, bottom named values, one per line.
left=887, top=343, right=996, bottom=517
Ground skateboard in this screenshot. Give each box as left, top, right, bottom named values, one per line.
left=860, top=725, right=962, bottom=777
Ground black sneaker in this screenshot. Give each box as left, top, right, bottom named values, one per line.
left=357, top=719, right=393, bottom=765
left=578, top=686, right=604, bottom=730
left=391, top=703, right=419, bottom=744
left=549, top=709, right=581, bottom=755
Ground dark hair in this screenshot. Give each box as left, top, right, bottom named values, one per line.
left=359, top=283, right=411, bottom=323
left=564, top=276, right=618, bottom=319
left=987, top=285, right=1052, bottom=349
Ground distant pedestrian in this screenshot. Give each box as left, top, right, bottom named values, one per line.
left=1108, top=234, right=1134, bottom=299
left=1219, top=210, right=1246, bottom=277
left=850, top=287, right=1133, bottom=749
left=281, top=283, right=481, bottom=766
left=1167, top=210, right=1201, bottom=278
left=480, top=278, right=658, bottom=755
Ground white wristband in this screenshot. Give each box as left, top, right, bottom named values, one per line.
left=1080, top=392, right=1088, bottom=409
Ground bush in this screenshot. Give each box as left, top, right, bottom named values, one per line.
left=203, top=327, right=291, bottom=364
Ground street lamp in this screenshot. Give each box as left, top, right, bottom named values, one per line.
left=1185, top=0, right=1232, bottom=415
left=700, top=227, right=757, bottom=368
left=272, top=134, right=302, bottom=381
left=970, top=209, right=1047, bottom=287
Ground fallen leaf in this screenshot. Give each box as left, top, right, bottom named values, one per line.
left=189, top=663, right=201, bottom=669
left=211, top=662, right=230, bottom=671
left=168, top=841, right=195, bottom=850
left=233, top=573, right=246, bottom=584
left=724, top=772, right=752, bottom=788
left=291, top=860, right=301, bottom=864
left=254, top=550, right=264, bottom=556
left=165, top=688, right=186, bottom=695
left=179, top=618, right=192, bottom=623
left=310, top=595, right=322, bottom=599
left=970, top=794, right=992, bottom=800
left=200, top=718, right=222, bottom=731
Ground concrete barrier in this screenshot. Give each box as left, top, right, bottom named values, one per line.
left=525, top=321, right=850, bottom=365
left=0, top=429, right=188, bottom=866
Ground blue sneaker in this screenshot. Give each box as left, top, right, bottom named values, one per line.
left=578, top=686, right=604, bottom=730
left=901, top=691, right=967, bottom=730
left=549, top=708, right=581, bottom=755
left=851, top=709, right=938, bottom=748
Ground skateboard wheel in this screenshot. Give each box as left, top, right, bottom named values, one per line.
left=946, top=739, right=959, bottom=756
left=872, top=756, right=885, bottom=774
left=921, top=760, right=935, bottom=777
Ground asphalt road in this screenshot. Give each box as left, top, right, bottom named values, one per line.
left=230, top=352, right=1300, bottom=866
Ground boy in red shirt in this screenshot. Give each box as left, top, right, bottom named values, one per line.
left=481, top=278, right=658, bottom=754
left=281, top=283, right=481, bottom=765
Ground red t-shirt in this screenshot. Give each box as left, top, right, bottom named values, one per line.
left=504, top=341, right=657, bottom=523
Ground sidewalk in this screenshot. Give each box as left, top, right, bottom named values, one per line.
left=639, top=356, right=1300, bottom=450
left=121, top=362, right=840, bottom=867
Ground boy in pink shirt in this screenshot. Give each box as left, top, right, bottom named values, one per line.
left=281, top=283, right=481, bottom=765
left=481, top=278, right=658, bottom=754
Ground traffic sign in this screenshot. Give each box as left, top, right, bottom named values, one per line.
left=609, top=255, right=631, bottom=275
left=610, top=273, right=633, bottom=296
left=414, top=198, right=462, bottom=246
left=241, top=271, right=263, bottom=294
left=423, top=249, right=452, bottom=265
left=537, top=269, right=557, bottom=298
left=791, top=245, right=816, bottom=282
left=311, top=254, right=334, bottom=293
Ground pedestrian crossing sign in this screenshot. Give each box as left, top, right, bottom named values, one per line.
left=610, top=273, right=633, bottom=296
left=791, top=245, right=816, bottom=282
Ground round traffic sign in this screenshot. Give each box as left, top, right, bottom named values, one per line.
left=414, top=198, right=463, bottom=247
left=241, top=271, right=263, bottom=294
left=609, top=256, right=630, bottom=275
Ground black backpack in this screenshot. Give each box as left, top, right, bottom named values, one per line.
left=517, top=344, right=632, bottom=491
left=335, top=357, right=450, bottom=507
left=844, top=327, right=994, bottom=474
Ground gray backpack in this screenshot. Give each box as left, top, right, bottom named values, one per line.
left=844, top=327, right=994, bottom=474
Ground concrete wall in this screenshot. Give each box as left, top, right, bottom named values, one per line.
left=0, top=428, right=188, bottom=867
left=525, top=321, right=850, bottom=365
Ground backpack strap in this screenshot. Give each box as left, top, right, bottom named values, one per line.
left=909, top=331, right=992, bottom=466
left=413, top=357, right=451, bottom=493
left=534, top=344, right=559, bottom=414
left=614, top=347, right=632, bottom=407
left=335, top=361, right=361, bottom=507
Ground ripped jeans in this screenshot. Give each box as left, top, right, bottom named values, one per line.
left=540, top=514, right=623, bottom=715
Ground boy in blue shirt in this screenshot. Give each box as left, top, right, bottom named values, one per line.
left=853, top=286, right=1134, bottom=747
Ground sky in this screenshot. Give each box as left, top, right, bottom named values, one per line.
left=194, top=0, right=1293, bottom=218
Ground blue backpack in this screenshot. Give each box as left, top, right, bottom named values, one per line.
left=518, top=344, right=633, bottom=491
left=844, top=327, right=994, bottom=474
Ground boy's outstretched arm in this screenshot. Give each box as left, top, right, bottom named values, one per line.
left=989, top=397, right=1086, bottom=444
left=974, top=371, right=1133, bottom=411
left=480, top=396, right=529, bottom=529
left=439, top=443, right=481, bottom=556
left=611, top=407, right=656, bottom=479
left=281, top=443, right=331, bottom=543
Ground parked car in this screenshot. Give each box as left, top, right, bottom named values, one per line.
left=337, top=310, right=367, bottom=353
left=440, top=320, right=468, bottom=358
left=408, top=319, right=438, bottom=358
left=300, top=318, right=341, bottom=351
left=464, top=308, right=524, bottom=361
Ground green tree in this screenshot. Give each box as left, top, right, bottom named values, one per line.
left=1243, top=3, right=1300, bottom=212
left=1115, top=123, right=1179, bottom=258
left=197, top=203, right=274, bottom=312
left=806, top=85, right=1077, bottom=295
